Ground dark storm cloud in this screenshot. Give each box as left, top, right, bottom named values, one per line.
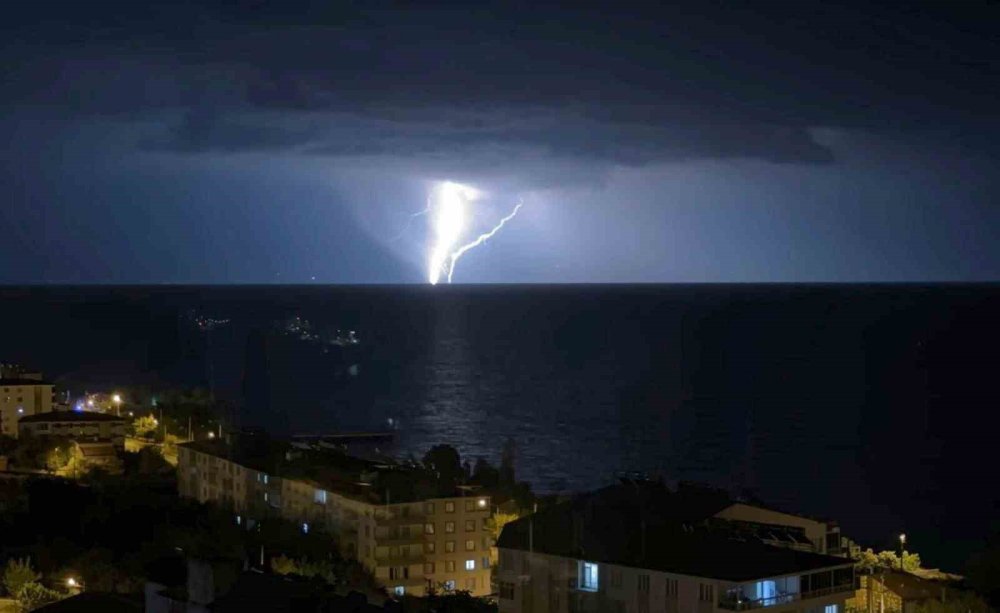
left=6, top=1, right=997, bottom=174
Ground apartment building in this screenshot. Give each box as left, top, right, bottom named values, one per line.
left=177, top=437, right=493, bottom=597
left=0, top=368, right=55, bottom=437
left=495, top=482, right=855, bottom=613
left=18, top=411, right=128, bottom=447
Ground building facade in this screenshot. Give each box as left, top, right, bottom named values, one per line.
left=714, top=503, right=843, bottom=556
left=1, top=376, right=55, bottom=437
left=495, top=548, right=855, bottom=613
left=177, top=442, right=493, bottom=597
left=18, top=411, right=128, bottom=447
left=495, top=482, right=855, bottom=613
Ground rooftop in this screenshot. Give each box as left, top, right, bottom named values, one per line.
left=497, top=483, right=852, bottom=582
left=19, top=411, right=127, bottom=423
left=0, top=377, right=53, bottom=386
left=180, top=434, right=476, bottom=504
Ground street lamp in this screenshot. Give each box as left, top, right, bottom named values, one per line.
left=208, top=431, right=216, bottom=439
left=112, top=393, right=122, bottom=416
left=66, top=577, right=79, bottom=589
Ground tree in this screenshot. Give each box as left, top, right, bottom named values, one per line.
left=470, top=458, right=500, bottom=488
left=3, top=558, right=39, bottom=598
left=499, top=438, right=516, bottom=486
left=423, top=445, right=463, bottom=486
left=132, top=415, right=158, bottom=438
left=853, top=548, right=921, bottom=573
left=15, top=582, right=63, bottom=612
left=913, top=592, right=993, bottom=613
left=487, top=511, right=520, bottom=544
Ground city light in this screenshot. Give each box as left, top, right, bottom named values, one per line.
left=87, top=399, right=94, bottom=407
left=66, top=577, right=77, bottom=588
left=478, top=498, right=487, bottom=508
left=208, top=431, right=216, bottom=439
left=112, top=394, right=121, bottom=403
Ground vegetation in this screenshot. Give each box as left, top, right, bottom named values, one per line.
left=913, top=592, right=993, bottom=613
left=853, top=547, right=922, bottom=573
left=3, top=558, right=39, bottom=598
left=2, top=558, right=65, bottom=612
left=131, top=414, right=158, bottom=438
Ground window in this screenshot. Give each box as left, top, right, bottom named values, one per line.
left=425, top=542, right=436, bottom=554
left=445, top=501, right=455, bottom=512
left=754, top=580, right=777, bottom=602
left=389, top=567, right=409, bottom=580
left=465, top=500, right=476, bottom=512
left=500, top=582, right=515, bottom=599
left=638, top=574, right=650, bottom=593
left=465, top=519, right=476, bottom=532
left=444, top=580, right=456, bottom=591
left=445, top=521, right=455, bottom=533
left=263, top=474, right=269, bottom=485
left=665, top=578, right=678, bottom=598
left=425, top=523, right=435, bottom=534
left=314, top=489, right=327, bottom=504
left=301, top=522, right=309, bottom=534
left=446, top=561, right=456, bottom=573
left=424, top=562, right=435, bottom=574
left=365, top=525, right=370, bottom=537
left=465, top=578, right=476, bottom=590
left=235, top=515, right=242, bottom=526
left=445, top=541, right=456, bottom=553
left=482, top=556, right=491, bottom=569
left=425, top=502, right=436, bottom=514
left=465, top=559, right=476, bottom=571
left=465, top=540, right=475, bottom=551
left=393, top=586, right=405, bottom=597
left=579, top=561, right=599, bottom=592
left=610, top=569, right=622, bottom=588
left=699, top=584, right=715, bottom=603
left=482, top=517, right=490, bottom=530
left=825, top=606, right=838, bottom=613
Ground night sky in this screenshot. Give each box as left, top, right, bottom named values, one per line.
left=2, top=2, right=998, bottom=283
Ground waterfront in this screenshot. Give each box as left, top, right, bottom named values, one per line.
left=2, top=283, right=999, bottom=569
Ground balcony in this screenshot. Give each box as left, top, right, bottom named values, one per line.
left=375, top=552, right=426, bottom=566
left=718, top=576, right=855, bottom=611
left=719, top=584, right=856, bottom=610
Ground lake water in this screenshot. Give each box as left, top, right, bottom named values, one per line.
left=3, top=283, right=998, bottom=570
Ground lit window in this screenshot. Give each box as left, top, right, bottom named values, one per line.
left=465, top=559, right=476, bottom=571
left=263, top=474, right=269, bottom=485
left=445, top=501, right=455, bottom=513
left=445, top=541, right=456, bottom=553
left=446, top=561, right=456, bottom=572
left=393, top=586, right=405, bottom=597
left=236, top=515, right=242, bottom=526
left=314, top=489, right=327, bottom=504
left=445, top=521, right=455, bottom=533
left=579, top=561, right=599, bottom=591
left=264, top=492, right=269, bottom=502
left=444, top=580, right=456, bottom=591
left=425, top=523, right=435, bottom=534
left=825, top=606, right=838, bottom=613
left=465, top=540, right=475, bottom=551
left=302, top=523, right=309, bottom=534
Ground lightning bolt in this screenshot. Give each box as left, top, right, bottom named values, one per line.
left=390, top=197, right=432, bottom=243
left=446, top=201, right=523, bottom=283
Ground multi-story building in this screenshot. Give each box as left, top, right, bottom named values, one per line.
left=177, top=436, right=493, bottom=598
left=495, top=482, right=855, bottom=613
left=18, top=411, right=129, bottom=447
left=0, top=370, right=55, bottom=437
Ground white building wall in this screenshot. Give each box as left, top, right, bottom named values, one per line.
left=496, top=549, right=850, bottom=613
